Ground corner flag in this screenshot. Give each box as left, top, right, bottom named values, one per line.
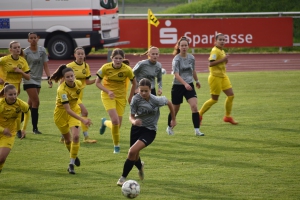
left=148, top=9, right=160, bottom=27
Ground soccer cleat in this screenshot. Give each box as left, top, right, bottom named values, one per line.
left=195, top=130, right=205, bottom=136
left=67, top=164, right=75, bottom=174
left=114, top=146, right=120, bottom=154
left=17, top=130, right=22, bottom=138
left=223, top=116, right=238, bottom=125
left=138, top=161, right=144, bottom=181
left=83, top=136, right=97, bottom=143
left=166, top=126, right=174, bottom=135
left=117, top=176, right=126, bottom=186
left=99, top=118, right=107, bottom=135
left=75, top=157, right=80, bottom=167
left=33, top=129, right=42, bottom=134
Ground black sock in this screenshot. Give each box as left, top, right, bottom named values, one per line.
left=134, top=157, right=142, bottom=170
left=192, top=112, right=200, bottom=128
left=168, top=113, right=171, bottom=127
left=31, top=108, right=39, bottom=130
left=122, top=159, right=135, bottom=178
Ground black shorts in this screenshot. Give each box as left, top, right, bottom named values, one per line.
left=23, top=84, right=41, bottom=90
left=171, top=83, right=197, bottom=105
left=130, top=126, right=156, bottom=147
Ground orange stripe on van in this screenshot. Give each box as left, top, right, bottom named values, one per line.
left=0, top=8, right=118, bottom=17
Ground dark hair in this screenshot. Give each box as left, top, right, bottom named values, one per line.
left=173, top=36, right=189, bottom=55
left=28, top=32, right=38, bottom=38
left=0, top=83, right=16, bottom=97
left=138, top=78, right=151, bottom=89
left=110, top=48, right=125, bottom=59
left=122, top=59, right=130, bottom=66
left=50, top=64, right=74, bottom=83
left=9, top=41, right=24, bottom=57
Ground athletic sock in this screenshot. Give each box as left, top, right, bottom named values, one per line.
left=225, top=96, right=234, bottom=117
left=134, top=157, right=142, bottom=170
left=192, top=112, right=200, bottom=128
left=31, top=108, right=38, bottom=130
left=112, top=124, right=120, bottom=146
left=199, top=98, right=218, bottom=116
left=122, top=159, right=135, bottom=178
left=70, top=142, right=80, bottom=159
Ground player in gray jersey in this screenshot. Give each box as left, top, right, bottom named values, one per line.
left=166, top=36, right=204, bottom=136
left=133, top=46, right=162, bottom=95
left=23, top=32, right=52, bottom=134
left=117, top=78, right=176, bottom=186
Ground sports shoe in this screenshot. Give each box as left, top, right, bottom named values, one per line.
left=75, top=157, right=80, bottom=167
left=117, top=176, right=126, bottom=186
left=67, top=164, right=75, bottom=174
left=17, top=130, right=22, bottom=138
left=166, top=126, right=174, bottom=135
left=223, top=116, right=238, bottom=125
left=33, top=129, right=42, bottom=134
left=114, top=146, right=120, bottom=154
left=83, top=136, right=97, bottom=143
left=138, top=161, right=144, bottom=181
left=195, top=130, right=205, bottom=136
left=59, top=137, right=65, bottom=143
left=99, top=118, right=107, bottom=135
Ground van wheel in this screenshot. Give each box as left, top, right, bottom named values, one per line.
left=84, top=47, right=92, bottom=56
left=48, top=35, right=73, bottom=60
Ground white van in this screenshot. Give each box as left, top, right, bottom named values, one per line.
left=0, top=0, right=122, bottom=59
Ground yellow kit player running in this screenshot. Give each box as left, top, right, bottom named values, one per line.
left=199, top=33, right=238, bottom=125
left=0, top=84, right=30, bottom=174
left=50, top=65, right=92, bottom=174
left=96, top=48, right=137, bottom=154
left=0, top=41, right=31, bottom=138
left=58, top=47, right=96, bottom=143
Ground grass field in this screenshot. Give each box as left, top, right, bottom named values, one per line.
left=0, top=70, right=299, bottom=199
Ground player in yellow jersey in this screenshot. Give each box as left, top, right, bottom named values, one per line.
left=96, top=48, right=137, bottom=153
left=50, top=65, right=92, bottom=174
left=0, top=84, right=30, bottom=174
left=0, top=41, right=31, bottom=139
left=58, top=47, right=96, bottom=143
left=199, top=33, right=238, bottom=125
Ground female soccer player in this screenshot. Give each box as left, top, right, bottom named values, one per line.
left=198, top=33, right=238, bottom=125
left=166, top=36, right=204, bottom=136
left=50, top=65, right=92, bottom=174
left=0, top=84, right=30, bottom=174
left=96, top=48, right=137, bottom=154
left=59, top=47, right=96, bottom=143
left=0, top=41, right=31, bottom=138
left=133, top=46, right=163, bottom=95
left=116, top=78, right=176, bottom=186
left=23, top=32, right=52, bottom=134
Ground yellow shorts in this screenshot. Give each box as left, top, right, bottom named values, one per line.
left=54, top=107, right=81, bottom=134
left=208, top=74, right=232, bottom=95
left=101, top=94, right=127, bottom=117
left=0, top=134, right=16, bottom=149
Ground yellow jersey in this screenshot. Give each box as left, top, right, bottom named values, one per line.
left=0, top=55, right=30, bottom=84
left=0, top=98, right=29, bottom=135
left=55, top=80, right=82, bottom=109
left=96, top=63, right=134, bottom=99
left=209, top=46, right=226, bottom=78
left=66, top=61, right=91, bottom=88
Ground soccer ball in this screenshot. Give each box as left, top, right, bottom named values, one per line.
left=121, top=180, right=140, bottom=199
left=161, top=68, right=167, bottom=75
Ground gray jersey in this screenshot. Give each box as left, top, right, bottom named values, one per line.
left=23, top=46, right=49, bottom=85
left=133, top=59, right=162, bottom=89
left=172, top=54, right=195, bottom=85
left=130, top=94, right=168, bottom=131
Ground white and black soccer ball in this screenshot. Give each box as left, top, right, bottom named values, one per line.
left=121, top=180, right=140, bottom=199
left=161, top=68, right=167, bottom=75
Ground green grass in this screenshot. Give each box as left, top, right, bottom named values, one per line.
left=1, top=70, right=300, bottom=199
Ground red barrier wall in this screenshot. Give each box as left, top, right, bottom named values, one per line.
left=119, top=17, right=293, bottom=48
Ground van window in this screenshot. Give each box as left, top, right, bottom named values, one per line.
left=100, top=0, right=117, bottom=9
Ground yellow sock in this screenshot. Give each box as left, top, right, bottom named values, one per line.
left=105, top=120, right=112, bottom=129
left=111, top=124, right=120, bottom=146
left=225, top=95, right=234, bottom=117
left=65, top=142, right=71, bottom=152
left=0, top=163, right=4, bottom=171
left=199, top=98, right=218, bottom=116
left=70, top=142, right=80, bottom=159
